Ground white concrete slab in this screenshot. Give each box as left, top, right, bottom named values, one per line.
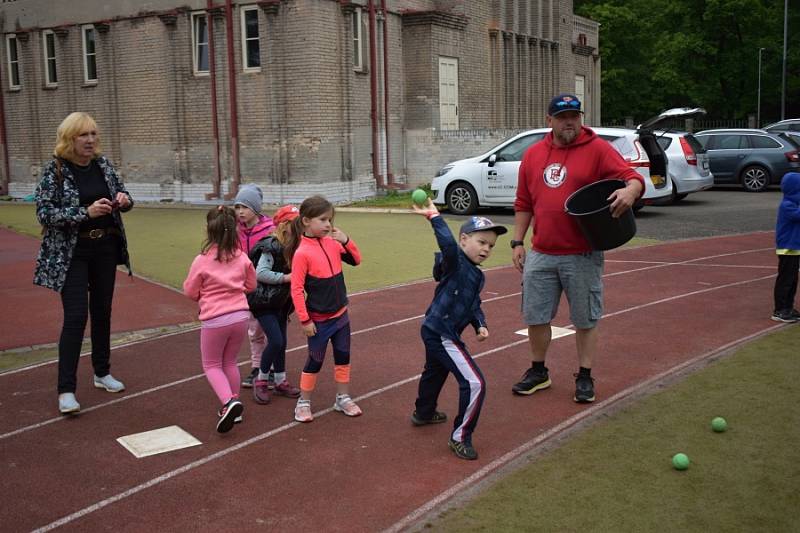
left=117, top=425, right=202, bottom=458
left=515, top=325, right=575, bottom=339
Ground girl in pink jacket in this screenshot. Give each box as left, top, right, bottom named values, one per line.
left=184, top=206, right=256, bottom=433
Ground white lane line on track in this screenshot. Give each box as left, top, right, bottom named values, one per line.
left=28, top=271, right=780, bottom=532
left=30, top=339, right=529, bottom=533
left=0, top=246, right=774, bottom=442
left=383, top=322, right=786, bottom=533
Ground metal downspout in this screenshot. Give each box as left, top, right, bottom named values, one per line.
left=0, top=62, right=8, bottom=195
left=206, top=0, right=222, bottom=200
left=367, top=0, right=383, bottom=189
left=223, top=0, right=242, bottom=199
left=380, top=0, right=393, bottom=187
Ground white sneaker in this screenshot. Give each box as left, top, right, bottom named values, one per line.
left=294, top=399, right=313, bottom=423
left=58, top=393, right=80, bottom=414
left=93, top=374, right=125, bottom=393
left=333, top=394, right=362, bottom=417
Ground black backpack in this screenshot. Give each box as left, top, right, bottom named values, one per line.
left=246, top=236, right=292, bottom=315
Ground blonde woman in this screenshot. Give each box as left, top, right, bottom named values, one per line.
left=34, top=112, right=134, bottom=414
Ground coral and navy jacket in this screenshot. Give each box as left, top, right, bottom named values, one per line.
left=423, top=215, right=487, bottom=342
left=514, top=126, right=644, bottom=255
left=776, top=172, right=800, bottom=251
left=237, top=214, right=276, bottom=256
left=290, top=235, right=361, bottom=324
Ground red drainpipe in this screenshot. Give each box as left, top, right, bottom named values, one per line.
left=0, top=52, right=8, bottom=195
left=367, top=0, right=383, bottom=189
left=223, top=0, right=242, bottom=199
left=380, top=0, right=393, bottom=187
left=206, top=0, right=222, bottom=200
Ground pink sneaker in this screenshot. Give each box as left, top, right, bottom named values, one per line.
left=273, top=380, right=301, bottom=398
left=333, top=394, right=362, bottom=417
left=253, top=378, right=271, bottom=404
left=294, top=399, right=313, bottom=423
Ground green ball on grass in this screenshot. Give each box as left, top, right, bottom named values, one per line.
left=672, top=453, right=690, bottom=471
left=412, top=189, right=428, bottom=206
left=711, top=417, right=728, bottom=432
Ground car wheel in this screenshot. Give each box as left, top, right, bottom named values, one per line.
left=740, top=165, right=770, bottom=192
left=669, top=179, right=688, bottom=203
left=445, top=182, right=478, bottom=215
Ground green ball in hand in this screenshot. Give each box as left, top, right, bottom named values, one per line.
left=412, top=189, right=428, bottom=206
left=672, top=453, right=690, bottom=471
left=711, top=417, right=727, bottom=432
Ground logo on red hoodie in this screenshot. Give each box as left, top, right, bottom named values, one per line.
left=543, top=163, right=567, bottom=188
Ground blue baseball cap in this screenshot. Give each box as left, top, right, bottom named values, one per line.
left=459, top=216, right=508, bottom=236
left=548, top=93, right=583, bottom=116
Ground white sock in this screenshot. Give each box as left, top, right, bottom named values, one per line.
left=258, top=371, right=270, bottom=381
left=273, top=372, right=287, bottom=384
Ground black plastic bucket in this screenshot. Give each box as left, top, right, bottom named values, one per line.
left=564, top=179, right=636, bottom=251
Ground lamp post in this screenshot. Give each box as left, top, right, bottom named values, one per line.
left=781, top=0, right=788, bottom=120
left=758, top=47, right=765, bottom=127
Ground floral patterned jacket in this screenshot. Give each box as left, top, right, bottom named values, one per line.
left=33, top=156, right=133, bottom=292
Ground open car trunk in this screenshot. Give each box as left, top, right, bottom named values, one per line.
left=637, top=107, right=707, bottom=192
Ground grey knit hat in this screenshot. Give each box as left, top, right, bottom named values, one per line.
left=234, top=184, right=263, bottom=215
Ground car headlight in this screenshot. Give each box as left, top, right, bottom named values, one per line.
left=435, top=164, right=454, bottom=177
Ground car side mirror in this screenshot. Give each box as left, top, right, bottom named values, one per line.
left=488, top=154, right=497, bottom=167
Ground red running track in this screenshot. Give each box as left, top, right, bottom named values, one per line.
left=0, top=232, right=787, bottom=532
left=0, top=227, right=198, bottom=351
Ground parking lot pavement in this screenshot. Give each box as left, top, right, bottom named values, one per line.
left=444, top=187, right=780, bottom=242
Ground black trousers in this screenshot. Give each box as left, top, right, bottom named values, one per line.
left=57, top=236, right=119, bottom=394
left=773, top=254, right=799, bottom=312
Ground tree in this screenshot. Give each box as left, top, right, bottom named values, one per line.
left=574, top=0, right=798, bottom=123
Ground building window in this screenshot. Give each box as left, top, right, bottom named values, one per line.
left=6, top=34, right=20, bottom=89
left=352, top=7, right=365, bottom=71
left=241, top=6, right=260, bottom=71
left=43, top=30, right=58, bottom=86
left=82, top=25, right=97, bottom=83
left=192, top=12, right=210, bottom=75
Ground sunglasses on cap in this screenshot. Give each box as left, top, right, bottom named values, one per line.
left=555, top=99, right=581, bottom=109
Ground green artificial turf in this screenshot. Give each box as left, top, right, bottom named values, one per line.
left=430, top=325, right=800, bottom=533
left=0, top=203, right=655, bottom=292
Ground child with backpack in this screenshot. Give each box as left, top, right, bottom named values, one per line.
left=248, top=205, right=303, bottom=404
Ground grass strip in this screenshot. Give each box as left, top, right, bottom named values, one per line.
left=429, top=326, right=800, bottom=532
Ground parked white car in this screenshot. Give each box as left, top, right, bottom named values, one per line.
left=430, top=107, right=704, bottom=215
left=655, top=131, right=714, bottom=202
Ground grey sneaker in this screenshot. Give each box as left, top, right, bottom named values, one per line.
left=93, top=374, right=125, bottom=393
left=58, top=393, right=80, bottom=414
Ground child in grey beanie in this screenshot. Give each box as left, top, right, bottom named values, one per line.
left=234, top=184, right=263, bottom=215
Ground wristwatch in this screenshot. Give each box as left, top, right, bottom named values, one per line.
left=510, top=240, right=524, bottom=249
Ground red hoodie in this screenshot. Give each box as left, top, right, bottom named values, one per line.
left=514, top=126, right=643, bottom=255
left=237, top=214, right=276, bottom=256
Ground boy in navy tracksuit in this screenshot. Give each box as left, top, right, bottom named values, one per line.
left=772, top=172, right=800, bottom=323
left=410, top=199, right=507, bottom=460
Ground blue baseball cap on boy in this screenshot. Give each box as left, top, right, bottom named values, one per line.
left=548, top=93, right=583, bottom=117
left=460, top=216, right=508, bottom=236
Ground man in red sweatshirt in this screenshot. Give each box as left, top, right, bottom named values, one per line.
left=510, top=94, right=643, bottom=403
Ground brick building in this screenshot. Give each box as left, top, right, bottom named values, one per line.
left=0, top=0, right=600, bottom=202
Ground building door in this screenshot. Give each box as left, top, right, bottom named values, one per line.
left=575, top=75, right=586, bottom=118
left=439, top=57, right=459, bottom=130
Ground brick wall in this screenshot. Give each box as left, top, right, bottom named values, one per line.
left=0, top=0, right=599, bottom=200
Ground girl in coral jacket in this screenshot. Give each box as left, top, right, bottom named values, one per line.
left=183, top=206, right=257, bottom=433
left=283, top=195, right=362, bottom=423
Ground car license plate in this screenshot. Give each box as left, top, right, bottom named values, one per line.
left=650, top=174, right=665, bottom=186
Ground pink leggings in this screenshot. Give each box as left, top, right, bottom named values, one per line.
left=200, top=320, right=248, bottom=405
